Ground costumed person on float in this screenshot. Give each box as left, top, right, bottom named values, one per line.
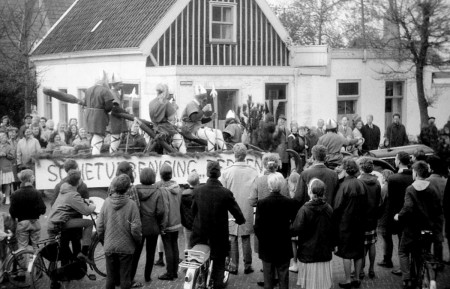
left=108, top=73, right=128, bottom=153
left=223, top=110, right=243, bottom=144
left=149, top=83, right=187, bottom=153
left=181, top=85, right=226, bottom=152
left=317, top=118, right=359, bottom=169
left=83, top=72, right=115, bottom=155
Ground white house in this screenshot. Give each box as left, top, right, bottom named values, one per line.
left=30, top=0, right=450, bottom=141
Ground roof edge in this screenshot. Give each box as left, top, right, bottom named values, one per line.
left=31, top=0, right=81, bottom=56
left=139, top=0, right=191, bottom=55
left=30, top=48, right=143, bottom=62
left=254, top=0, right=291, bottom=47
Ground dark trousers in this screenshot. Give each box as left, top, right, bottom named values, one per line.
left=161, top=231, right=179, bottom=277
left=130, top=235, right=158, bottom=281
left=433, top=239, right=443, bottom=262
left=262, top=260, right=289, bottom=289
left=380, top=232, right=394, bottom=262
left=105, top=253, right=133, bottom=289
left=211, top=255, right=226, bottom=289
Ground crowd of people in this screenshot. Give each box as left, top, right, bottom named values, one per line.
left=0, top=138, right=447, bottom=289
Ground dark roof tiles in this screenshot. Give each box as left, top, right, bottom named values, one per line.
left=33, top=0, right=178, bottom=55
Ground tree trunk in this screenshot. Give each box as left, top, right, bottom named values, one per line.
left=415, top=65, right=429, bottom=128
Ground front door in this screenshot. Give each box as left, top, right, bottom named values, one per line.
left=265, top=84, right=287, bottom=120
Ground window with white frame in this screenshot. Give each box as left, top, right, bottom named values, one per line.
left=337, top=80, right=360, bottom=119
left=59, top=89, right=68, bottom=124
left=209, top=2, right=237, bottom=43
left=78, top=89, right=87, bottom=129
left=45, top=95, right=53, bottom=119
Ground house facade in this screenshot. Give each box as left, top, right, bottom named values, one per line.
left=31, top=0, right=450, bottom=141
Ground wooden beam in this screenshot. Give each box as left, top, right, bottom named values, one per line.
left=203, top=0, right=206, bottom=65
left=192, top=0, right=195, bottom=65
left=181, top=10, right=184, bottom=65
left=260, top=7, right=263, bottom=66
left=265, top=17, right=268, bottom=66
left=197, top=0, right=200, bottom=65
left=187, top=2, right=190, bottom=65
left=239, top=0, right=242, bottom=65
left=245, top=0, right=248, bottom=65
left=250, top=0, right=253, bottom=66
left=175, top=18, right=178, bottom=65
left=169, top=23, right=172, bottom=65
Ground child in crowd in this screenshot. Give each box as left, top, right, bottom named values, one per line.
left=180, top=171, right=200, bottom=252
left=130, top=168, right=166, bottom=287
left=156, top=164, right=182, bottom=281
left=97, top=174, right=142, bottom=289
left=9, top=169, right=46, bottom=250
left=288, top=171, right=300, bottom=273
left=0, top=132, right=15, bottom=204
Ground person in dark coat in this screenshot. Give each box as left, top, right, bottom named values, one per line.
left=361, top=115, right=381, bottom=152
left=394, top=161, right=443, bottom=289
left=420, top=117, right=439, bottom=150
left=288, top=121, right=305, bottom=172
left=333, top=158, right=367, bottom=289
left=443, top=173, right=450, bottom=264
left=358, top=158, right=381, bottom=279
left=254, top=173, right=297, bottom=289
left=385, top=113, right=409, bottom=148
left=191, top=161, right=245, bottom=289
left=291, top=178, right=334, bottom=289
left=273, top=114, right=290, bottom=178
left=380, top=152, right=413, bottom=274
left=83, top=75, right=115, bottom=155
left=294, top=145, right=339, bottom=207
left=130, top=168, right=166, bottom=286
left=180, top=171, right=199, bottom=251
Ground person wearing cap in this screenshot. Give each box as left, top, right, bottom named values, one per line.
left=385, top=113, right=409, bottom=148
left=273, top=114, right=290, bottom=177
left=420, top=116, right=439, bottom=150
left=149, top=83, right=186, bottom=153
left=18, top=114, right=33, bottom=139
left=191, top=161, right=245, bottom=289
left=223, top=110, right=243, bottom=144
left=83, top=72, right=115, bottom=155
left=181, top=85, right=226, bottom=152
left=317, top=119, right=358, bottom=169
left=220, top=143, right=259, bottom=275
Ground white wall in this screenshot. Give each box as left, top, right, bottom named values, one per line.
left=34, top=54, right=147, bottom=125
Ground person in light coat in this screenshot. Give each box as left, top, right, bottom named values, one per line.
left=220, top=143, right=259, bottom=274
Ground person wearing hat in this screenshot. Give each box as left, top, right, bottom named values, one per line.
left=317, top=119, right=358, bottom=169
left=191, top=161, right=245, bottom=289
left=18, top=114, right=33, bottom=139
left=181, top=85, right=226, bottom=152
left=108, top=73, right=128, bottom=154
left=419, top=116, right=439, bottom=150
left=274, top=114, right=290, bottom=177
left=223, top=110, right=243, bottom=144
left=149, top=83, right=186, bottom=153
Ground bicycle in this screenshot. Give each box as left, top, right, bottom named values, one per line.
left=410, top=230, right=441, bottom=289
left=180, top=219, right=234, bottom=289
left=0, top=231, right=35, bottom=288
left=29, top=197, right=106, bottom=289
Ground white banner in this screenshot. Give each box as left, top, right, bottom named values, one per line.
left=35, top=154, right=264, bottom=190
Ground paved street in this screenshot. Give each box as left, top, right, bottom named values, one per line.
left=2, top=196, right=450, bottom=289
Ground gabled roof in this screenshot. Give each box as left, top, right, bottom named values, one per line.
left=32, top=0, right=290, bottom=58
left=43, top=0, right=76, bottom=26
left=33, top=0, right=178, bottom=55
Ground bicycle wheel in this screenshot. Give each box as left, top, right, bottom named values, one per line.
left=4, top=249, right=34, bottom=288
left=30, top=251, right=55, bottom=289
left=89, top=235, right=106, bottom=277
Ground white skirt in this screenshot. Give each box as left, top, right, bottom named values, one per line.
left=0, top=171, right=14, bottom=185
left=297, top=261, right=333, bottom=289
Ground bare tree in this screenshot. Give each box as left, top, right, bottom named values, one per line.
left=380, top=0, right=450, bottom=127
left=0, top=0, right=49, bottom=119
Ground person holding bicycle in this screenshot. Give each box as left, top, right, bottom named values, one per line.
left=191, top=161, right=245, bottom=289
left=394, top=161, right=444, bottom=289
left=48, top=170, right=96, bottom=265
